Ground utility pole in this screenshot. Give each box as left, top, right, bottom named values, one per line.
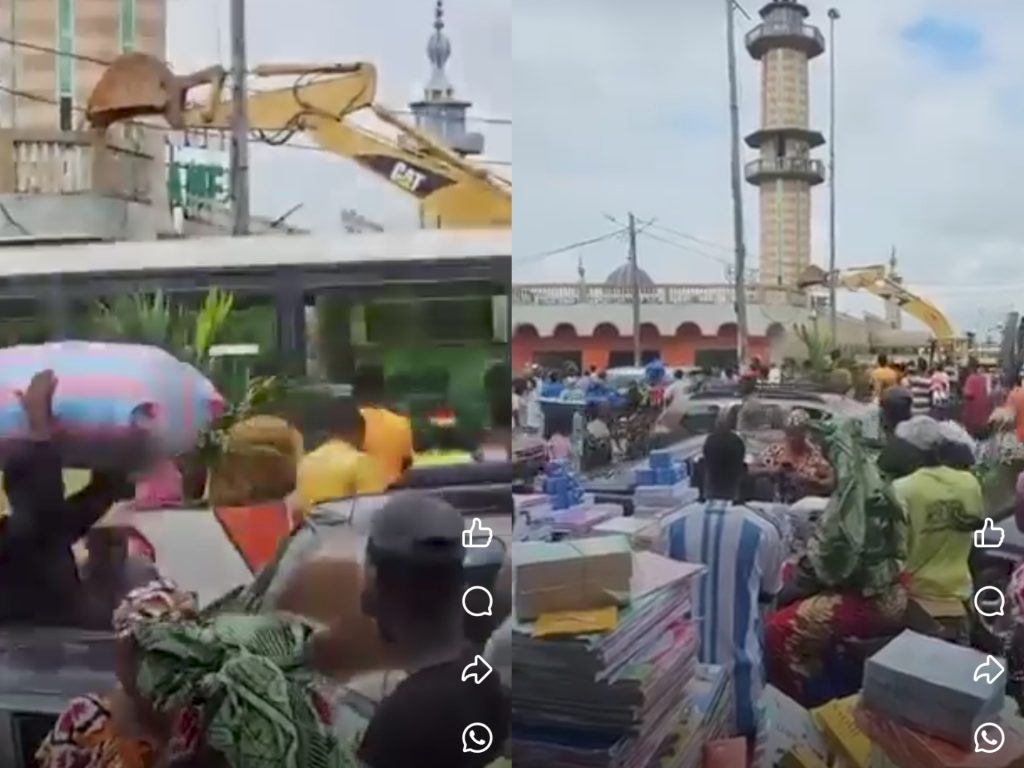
left=725, top=0, right=749, bottom=365
left=827, top=8, right=840, bottom=344
left=229, top=0, right=250, bottom=235
left=628, top=212, right=641, bottom=366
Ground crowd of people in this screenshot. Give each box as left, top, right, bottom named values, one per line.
left=0, top=365, right=513, bottom=768
left=658, top=349, right=1024, bottom=736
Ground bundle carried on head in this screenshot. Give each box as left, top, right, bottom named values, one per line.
left=208, top=415, right=304, bottom=507
left=799, top=416, right=906, bottom=596
left=0, top=341, right=223, bottom=469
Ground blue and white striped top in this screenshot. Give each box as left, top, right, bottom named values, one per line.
left=667, top=499, right=784, bottom=736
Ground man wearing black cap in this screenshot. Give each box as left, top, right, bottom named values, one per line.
left=357, top=493, right=509, bottom=767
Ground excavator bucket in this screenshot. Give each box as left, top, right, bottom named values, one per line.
left=796, top=264, right=829, bottom=289
left=87, top=52, right=226, bottom=130
left=86, top=52, right=177, bottom=128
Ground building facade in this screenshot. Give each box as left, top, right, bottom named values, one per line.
left=2, top=0, right=166, bottom=129
left=744, top=0, right=825, bottom=296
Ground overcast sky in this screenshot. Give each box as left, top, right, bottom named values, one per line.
left=167, top=0, right=510, bottom=232
left=168, top=0, right=1024, bottom=336
left=513, top=0, right=1024, bottom=335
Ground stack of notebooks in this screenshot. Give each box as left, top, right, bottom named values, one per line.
left=511, top=554, right=704, bottom=768
left=658, top=665, right=734, bottom=768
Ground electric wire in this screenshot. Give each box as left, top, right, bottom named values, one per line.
left=0, top=35, right=511, bottom=126
left=515, top=228, right=629, bottom=266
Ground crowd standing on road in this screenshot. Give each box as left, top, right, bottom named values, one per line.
left=0, top=359, right=514, bottom=768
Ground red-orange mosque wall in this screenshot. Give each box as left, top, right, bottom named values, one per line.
left=511, top=321, right=772, bottom=371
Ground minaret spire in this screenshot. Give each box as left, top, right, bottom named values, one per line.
left=425, top=0, right=453, bottom=97
left=409, top=0, right=484, bottom=156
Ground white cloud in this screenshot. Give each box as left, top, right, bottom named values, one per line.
left=512, top=0, right=1024, bottom=333
left=167, top=0, right=510, bottom=233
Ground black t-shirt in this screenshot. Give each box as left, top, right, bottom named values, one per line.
left=358, top=651, right=509, bottom=768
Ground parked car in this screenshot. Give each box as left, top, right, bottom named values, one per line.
left=0, top=468, right=511, bottom=767
left=653, top=384, right=870, bottom=446
left=584, top=386, right=870, bottom=513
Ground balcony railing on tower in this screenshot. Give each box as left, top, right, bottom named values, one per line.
left=745, top=156, right=825, bottom=185
left=745, top=21, right=824, bottom=58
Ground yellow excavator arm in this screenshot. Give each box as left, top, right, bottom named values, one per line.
left=798, top=264, right=959, bottom=342
left=86, top=54, right=511, bottom=229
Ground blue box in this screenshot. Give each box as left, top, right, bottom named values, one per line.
left=649, top=450, right=673, bottom=470
left=635, top=468, right=656, bottom=485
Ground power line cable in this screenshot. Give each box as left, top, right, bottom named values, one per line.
left=0, top=35, right=511, bottom=125
left=516, top=228, right=628, bottom=266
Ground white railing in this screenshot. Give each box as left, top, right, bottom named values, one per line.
left=1, top=129, right=154, bottom=200
left=745, top=156, right=825, bottom=181
left=745, top=22, right=825, bottom=53
left=512, top=283, right=808, bottom=306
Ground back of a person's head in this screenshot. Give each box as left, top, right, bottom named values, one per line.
left=702, top=429, right=746, bottom=486
left=353, top=366, right=386, bottom=402
left=326, top=398, right=366, bottom=447
left=369, top=494, right=465, bottom=619
left=880, top=385, right=913, bottom=424
left=878, top=354, right=889, bottom=367
left=674, top=369, right=684, bottom=380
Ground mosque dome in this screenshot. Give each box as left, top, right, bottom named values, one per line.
left=605, top=263, right=656, bottom=290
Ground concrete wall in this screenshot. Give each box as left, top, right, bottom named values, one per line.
left=0, top=192, right=167, bottom=241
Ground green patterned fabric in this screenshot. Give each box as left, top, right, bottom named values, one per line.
left=134, top=613, right=356, bottom=768
left=798, top=417, right=908, bottom=596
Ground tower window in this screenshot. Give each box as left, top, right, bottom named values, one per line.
left=58, top=96, right=73, bottom=131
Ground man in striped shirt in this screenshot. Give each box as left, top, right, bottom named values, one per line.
left=667, top=430, right=784, bottom=736
left=904, top=357, right=933, bottom=416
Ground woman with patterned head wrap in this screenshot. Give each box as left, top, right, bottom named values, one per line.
left=753, top=409, right=836, bottom=496
left=37, top=579, right=360, bottom=768
left=36, top=579, right=202, bottom=768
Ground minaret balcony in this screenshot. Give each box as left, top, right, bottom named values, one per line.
left=746, top=22, right=824, bottom=59
left=745, top=156, right=825, bottom=185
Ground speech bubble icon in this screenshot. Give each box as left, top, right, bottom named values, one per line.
left=974, top=723, right=1005, bottom=754
left=974, top=585, right=1006, bottom=618
left=462, top=586, right=494, bottom=618
left=462, top=723, right=494, bottom=754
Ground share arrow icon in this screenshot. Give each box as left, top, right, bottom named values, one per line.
left=974, top=655, right=1006, bottom=686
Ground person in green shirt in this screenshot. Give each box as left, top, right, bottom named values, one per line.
left=891, top=416, right=984, bottom=614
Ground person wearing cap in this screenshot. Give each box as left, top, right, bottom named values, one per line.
left=356, top=494, right=509, bottom=767
left=877, top=385, right=928, bottom=480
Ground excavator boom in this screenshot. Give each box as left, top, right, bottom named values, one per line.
left=798, top=264, right=960, bottom=346
left=86, top=53, right=510, bottom=229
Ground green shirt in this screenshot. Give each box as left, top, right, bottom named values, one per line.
left=893, top=465, right=984, bottom=604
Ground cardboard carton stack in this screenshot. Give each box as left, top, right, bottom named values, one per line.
left=633, top=451, right=699, bottom=511
left=854, top=630, right=1024, bottom=768
left=511, top=540, right=704, bottom=768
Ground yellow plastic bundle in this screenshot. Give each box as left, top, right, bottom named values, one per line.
left=208, top=415, right=304, bottom=507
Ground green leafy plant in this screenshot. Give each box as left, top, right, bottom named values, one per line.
left=794, top=322, right=833, bottom=377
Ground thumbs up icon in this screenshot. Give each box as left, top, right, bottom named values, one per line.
left=974, top=518, right=1005, bottom=549
left=463, top=518, right=494, bottom=549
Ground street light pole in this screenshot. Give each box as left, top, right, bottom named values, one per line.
left=725, top=0, right=750, bottom=366
left=827, top=8, right=839, bottom=345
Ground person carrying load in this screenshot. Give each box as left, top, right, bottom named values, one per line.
left=0, top=371, right=139, bottom=626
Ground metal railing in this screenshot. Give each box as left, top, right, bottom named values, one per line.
left=745, top=156, right=825, bottom=182
left=745, top=22, right=825, bottom=56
